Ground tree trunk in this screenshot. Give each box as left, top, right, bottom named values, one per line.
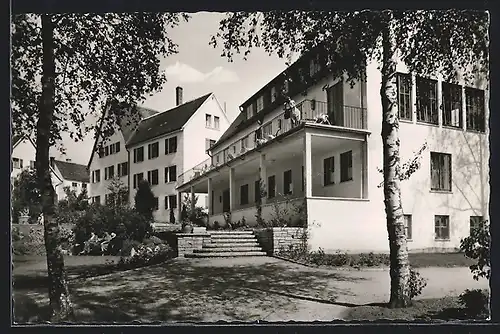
left=380, top=16, right=411, bottom=308
left=36, top=14, right=74, bottom=322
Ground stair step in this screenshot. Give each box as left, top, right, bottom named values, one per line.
left=204, top=242, right=260, bottom=248
left=185, top=251, right=267, bottom=258
left=210, top=234, right=256, bottom=239
left=209, top=240, right=259, bottom=245
left=209, top=230, right=254, bottom=235
left=194, top=247, right=263, bottom=253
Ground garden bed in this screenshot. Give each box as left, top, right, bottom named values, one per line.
left=277, top=250, right=477, bottom=269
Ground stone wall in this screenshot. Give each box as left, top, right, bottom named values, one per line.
left=254, top=227, right=306, bottom=255
left=176, top=233, right=211, bottom=257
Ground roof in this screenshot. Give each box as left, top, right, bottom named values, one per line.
left=126, top=93, right=212, bottom=147
left=12, top=134, right=23, bottom=149
left=54, top=160, right=90, bottom=183
left=87, top=104, right=160, bottom=169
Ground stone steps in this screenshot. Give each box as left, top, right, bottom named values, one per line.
left=185, top=252, right=267, bottom=258
left=185, top=231, right=266, bottom=258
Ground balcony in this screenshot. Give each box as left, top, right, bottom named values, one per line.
left=177, top=99, right=367, bottom=188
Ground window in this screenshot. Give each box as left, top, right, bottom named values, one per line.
left=267, top=175, right=276, bottom=199
left=214, top=116, right=220, bottom=130
left=153, top=197, right=159, bottom=211
left=104, top=165, right=114, bottom=180
left=241, top=136, right=248, bottom=152
left=442, top=82, right=463, bottom=128
left=98, top=147, right=104, bottom=158
left=309, top=55, right=321, bottom=77
left=404, top=214, right=413, bottom=240
left=115, top=142, right=121, bottom=153
left=284, top=170, right=293, bottom=195
left=223, top=148, right=230, bottom=162
left=165, top=165, right=177, bottom=183
left=323, top=156, right=335, bottom=185
left=465, top=87, right=486, bottom=132
left=416, top=76, right=438, bottom=124
left=72, top=182, right=78, bottom=188
left=30, top=160, right=35, bottom=169
left=430, top=152, right=452, bottom=191
left=105, top=146, right=109, bottom=156
left=470, top=216, right=484, bottom=235
left=271, top=86, right=277, bottom=103
left=246, top=104, right=254, bottom=119
left=94, top=170, right=101, bottom=183
left=254, top=180, right=261, bottom=203
left=435, top=215, right=450, bottom=240
left=117, top=162, right=128, bottom=177
left=256, top=96, right=264, bottom=112
left=206, top=114, right=212, bottom=128
left=283, top=80, right=289, bottom=94
left=82, top=183, right=87, bottom=190
left=263, top=122, right=273, bottom=137
left=232, top=145, right=236, bottom=154
left=165, top=136, right=178, bottom=154
left=340, top=151, right=353, bottom=182
left=169, top=195, right=177, bottom=209
left=240, top=184, right=249, bottom=205
left=205, top=138, right=215, bottom=151
left=94, top=196, right=101, bottom=204
left=110, top=143, right=116, bottom=155
left=133, top=146, right=144, bottom=163
left=147, top=169, right=159, bottom=186
left=397, top=73, right=412, bottom=121
left=133, top=172, right=144, bottom=189
left=12, top=158, right=23, bottom=169
left=148, top=142, right=159, bottom=159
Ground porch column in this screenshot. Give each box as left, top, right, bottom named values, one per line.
left=207, top=177, right=212, bottom=215
left=190, top=186, right=195, bottom=211
left=229, top=167, right=235, bottom=211
left=303, top=132, right=312, bottom=197
left=176, top=191, right=182, bottom=222
left=259, top=154, right=267, bottom=205
left=361, top=140, right=369, bottom=199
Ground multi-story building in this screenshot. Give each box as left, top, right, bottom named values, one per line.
left=11, top=134, right=89, bottom=202
left=88, top=87, right=230, bottom=223
left=176, top=49, right=489, bottom=253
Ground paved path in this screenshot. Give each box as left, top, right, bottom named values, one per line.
left=13, top=257, right=488, bottom=323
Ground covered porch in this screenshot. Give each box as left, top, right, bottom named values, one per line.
left=176, top=123, right=370, bottom=225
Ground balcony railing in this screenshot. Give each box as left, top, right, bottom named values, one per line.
left=177, top=99, right=367, bottom=188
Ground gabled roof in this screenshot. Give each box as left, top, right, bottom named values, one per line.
left=126, top=93, right=212, bottom=147
left=87, top=104, right=160, bottom=169
left=53, top=160, right=90, bottom=183
left=12, top=134, right=24, bottom=150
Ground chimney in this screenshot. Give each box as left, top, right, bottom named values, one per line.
left=50, top=157, right=55, bottom=167
left=224, top=102, right=227, bottom=113
left=176, top=86, right=183, bottom=106
left=66, top=158, right=72, bottom=162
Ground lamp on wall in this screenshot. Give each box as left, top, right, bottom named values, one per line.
left=310, top=99, right=316, bottom=111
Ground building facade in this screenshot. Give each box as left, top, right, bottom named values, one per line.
left=176, top=50, right=489, bottom=253
left=88, top=88, right=230, bottom=223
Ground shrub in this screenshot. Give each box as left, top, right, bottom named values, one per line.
left=12, top=226, right=23, bottom=242
left=120, top=239, right=142, bottom=256
left=118, top=243, right=174, bottom=268
left=408, top=268, right=427, bottom=300
left=460, top=220, right=490, bottom=281
left=134, top=180, right=156, bottom=221
left=459, top=289, right=489, bottom=318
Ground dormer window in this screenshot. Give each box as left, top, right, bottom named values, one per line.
left=283, top=80, right=289, bottom=94
left=246, top=104, right=254, bottom=119
left=256, top=96, right=264, bottom=112
left=271, top=86, right=277, bottom=103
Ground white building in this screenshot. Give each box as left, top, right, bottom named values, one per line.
left=176, top=49, right=489, bottom=253
left=11, top=135, right=89, bottom=202
left=88, top=87, right=231, bottom=223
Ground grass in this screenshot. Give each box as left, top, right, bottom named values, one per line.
left=345, top=296, right=489, bottom=321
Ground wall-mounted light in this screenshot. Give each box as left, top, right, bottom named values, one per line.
left=310, top=99, right=316, bottom=111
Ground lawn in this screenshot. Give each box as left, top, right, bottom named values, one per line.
left=344, top=296, right=489, bottom=321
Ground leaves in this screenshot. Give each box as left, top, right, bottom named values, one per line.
left=11, top=13, right=190, bottom=147
left=460, top=220, right=490, bottom=281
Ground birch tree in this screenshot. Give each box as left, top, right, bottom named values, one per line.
left=209, top=9, right=488, bottom=308
left=11, top=12, right=189, bottom=321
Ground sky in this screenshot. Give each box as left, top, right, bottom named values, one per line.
left=51, top=12, right=294, bottom=165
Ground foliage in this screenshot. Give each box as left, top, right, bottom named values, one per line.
left=169, top=208, right=176, bottom=224
left=267, top=199, right=307, bottom=228
left=107, top=178, right=130, bottom=210
left=181, top=194, right=208, bottom=227
left=12, top=226, right=23, bottom=242
left=11, top=169, right=42, bottom=224
left=408, top=268, right=428, bottom=301
left=134, top=180, right=156, bottom=222
left=459, top=220, right=490, bottom=281
left=57, top=186, right=89, bottom=212
left=459, top=289, right=489, bottom=318
left=254, top=179, right=266, bottom=226
left=118, top=243, right=174, bottom=268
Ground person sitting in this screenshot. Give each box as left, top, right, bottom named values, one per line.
left=79, top=232, right=97, bottom=255
left=315, top=114, right=331, bottom=125
left=284, top=97, right=301, bottom=127
left=100, top=232, right=116, bottom=255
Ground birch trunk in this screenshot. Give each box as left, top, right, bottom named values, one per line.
left=36, top=14, right=74, bottom=321
left=380, top=15, right=411, bottom=308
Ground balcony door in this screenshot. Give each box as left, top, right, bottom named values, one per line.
left=222, top=189, right=230, bottom=213
left=327, top=81, right=344, bottom=126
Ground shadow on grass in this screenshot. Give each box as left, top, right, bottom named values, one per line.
left=14, top=258, right=366, bottom=324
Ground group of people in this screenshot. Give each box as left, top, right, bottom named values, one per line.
left=79, top=231, right=117, bottom=255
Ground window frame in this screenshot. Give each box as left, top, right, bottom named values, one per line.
left=133, top=146, right=144, bottom=163
left=240, top=184, right=249, bottom=205
left=205, top=114, right=212, bottom=128
left=465, top=87, right=486, bottom=132
left=283, top=169, right=293, bottom=195
left=442, top=82, right=463, bottom=128
left=165, top=136, right=178, bottom=155
left=434, top=215, right=450, bottom=240
left=148, top=141, right=159, bottom=160
left=147, top=169, right=159, bottom=186
left=214, top=116, right=220, bottom=130
left=470, top=216, right=484, bottom=235
left=416, top=76, right=439, bottom=125
left=397, top=73, right=412, bottom=121
left=267, top=175, right=276, bottom=199
left=323, top=156, right=335, bottom=186
left=430, top=152, right=452, bottom=192
left=404, top=214, right=413, bottom=241
left=340, top=150, right=353, bottom=183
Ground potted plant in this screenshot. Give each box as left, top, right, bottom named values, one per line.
left=180, top=205, right=193, bottom=233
